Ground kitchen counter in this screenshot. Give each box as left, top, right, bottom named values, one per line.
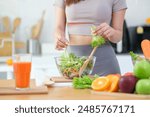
left=0, top=83, right=150, bottom=100
left=0, top=54, right=142, bottom=100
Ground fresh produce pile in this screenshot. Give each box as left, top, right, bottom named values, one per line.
left=72, top=39, right=150, bottom=95
left=73, top=74, right=120, bottom=92
left=57, top=52, right=94, bottom=78
left=55, top=25, right=150, bottom=95
left=72, top=51, right=150, bottom=95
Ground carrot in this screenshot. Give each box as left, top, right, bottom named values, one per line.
left=141, top=39, right=150, bottom=60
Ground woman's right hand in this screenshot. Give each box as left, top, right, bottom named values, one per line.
left=54, top=32, right=69, bottom=50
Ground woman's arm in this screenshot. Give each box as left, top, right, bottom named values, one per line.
left=94, top=9, right=126, bottom=43
left=54, top=7, right=68, bottom=50
left=111, top=9, right=126, bottom=43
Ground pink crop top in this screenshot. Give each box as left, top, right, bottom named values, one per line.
left=54, top=0, right=127, bottom=35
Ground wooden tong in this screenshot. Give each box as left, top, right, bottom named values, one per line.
left=78, top=46, right=98, bottom=77
left=2, top=16, right=11, bottom=32
left=31, top=10, right=46, bottom=39
left=12, top=17, right=21, bottom=34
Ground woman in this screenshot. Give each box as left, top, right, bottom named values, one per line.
left=54, top=0, right=127, bottom=76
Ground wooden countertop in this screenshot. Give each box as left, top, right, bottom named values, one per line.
left=0, top=83, right=150, bottom=100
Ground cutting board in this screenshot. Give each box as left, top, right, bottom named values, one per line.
left=50, top=76, right=72, bottom=83
left=0, top=79, right=48, bottom=95
left=91, top=91, right=150, bottom=99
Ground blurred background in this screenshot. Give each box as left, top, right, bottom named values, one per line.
left=0, top=0, right=150, bottom=82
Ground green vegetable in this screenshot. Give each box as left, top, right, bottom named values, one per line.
left=134, top=59, right=150, bottom=79
left=59, top=52, right=93, bottom=78
left=136, top=79, right=150, bottom=94
left=73, top=75, right=95, bottom=89
left=130, top=51, right=143, bottom=62
left=91, top=26, right=106, bottom=48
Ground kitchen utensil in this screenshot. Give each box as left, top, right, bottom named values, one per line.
left=0, top=32, right=13, bottom=56
left=78, top=46, right=97, bottom=77
left=12, top=17, right=21, bottom=33
left=27, top=39, right=41, bottom=55
left=0, top=32, right=12, bottom=39
left=50, top=76, right=72, bottom=83
left=2, top=16, right=11, bottom=32
left=0, top=16, right=2, bottom=31
left=0, top=16, right=14, bottom=56
left=31, top=10, right=46, bottom=39
left=31, top=25, right=36, bottom=39
left=44, top=79, right=55, bottom=86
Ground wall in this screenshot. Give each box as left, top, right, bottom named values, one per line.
left=126, top=0, right=150, bottom=27
left=0, top=0, right=55, bottom=43
left=0, top=0, right=150, bottom=43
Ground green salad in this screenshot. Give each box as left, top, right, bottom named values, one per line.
left=73, top=75, right=99, bottom=89
left=91, top=26, right=106, bottom=48
left=57, top=52, right=94, bottom=78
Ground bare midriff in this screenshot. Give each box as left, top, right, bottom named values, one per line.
left=68, top=22, right=93, bottom=45
left=69, top=34, right=92, bottom=45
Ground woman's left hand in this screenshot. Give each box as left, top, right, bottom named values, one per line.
left=93, top=23, right=116, bottom=41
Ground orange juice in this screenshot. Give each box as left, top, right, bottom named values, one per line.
left=13, top=62, right=31, bottom=89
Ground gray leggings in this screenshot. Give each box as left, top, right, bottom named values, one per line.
left=67, top=43, right=120, bottom=76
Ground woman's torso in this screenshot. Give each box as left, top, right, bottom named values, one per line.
left=65, top=0, right=113, bottom=45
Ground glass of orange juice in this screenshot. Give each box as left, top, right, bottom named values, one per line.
left=13, top=54, right=32, bottom=90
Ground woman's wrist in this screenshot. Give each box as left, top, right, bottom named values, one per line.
left=54, top=28, right=68, bottom=50
left=54, top=29, right=65, bottom=40
left=108, top=29, right=123, bottom=43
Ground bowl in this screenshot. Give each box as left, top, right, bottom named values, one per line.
left=55, top=56, right=96, bottom=79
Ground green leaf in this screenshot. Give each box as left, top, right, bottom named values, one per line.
left=91, top=26, right=106, bottom=48
left=73, top=75, right=93, bottom=89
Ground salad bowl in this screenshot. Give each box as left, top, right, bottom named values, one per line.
left=55, top=53, right=96, bottom=79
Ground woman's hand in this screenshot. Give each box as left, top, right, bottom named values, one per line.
left=54, top=32, right=69, bottom=50
left=94, top=23, right=115, bottom=39
left=93, top=23, right=122, bottom=43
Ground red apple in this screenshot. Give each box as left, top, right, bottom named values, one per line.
left=119, top=75, right=138, bottom=93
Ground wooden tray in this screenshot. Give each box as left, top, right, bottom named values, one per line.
left=0, top=79, right=48, bottom=95
left=50, top=76, right=72, bottom=83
